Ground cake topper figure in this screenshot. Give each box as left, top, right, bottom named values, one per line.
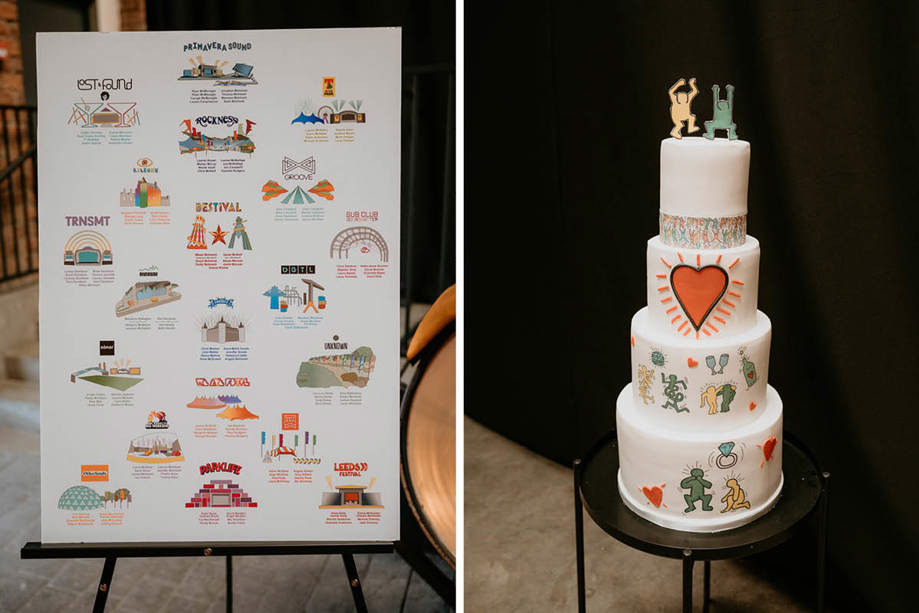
left=668, top=78, right=699, bottom=139
left=704, top=83, right=737, bottom=140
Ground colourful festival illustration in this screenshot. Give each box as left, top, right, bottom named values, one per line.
left=296, top=346, right=375, bottom=389
left=179, top=57, right=257, bottom=85
left=58, top=485, right=132, bottom=511
left=319, top=476, right=383, bottom=509
left=187, top=394, right=258, bottom=420
left=68, top=92, right=138, bottom=128
left=64, top=230, right=113, bottom=266
left=179, top=119, right=255, bottom=155
left=187, top=215, right=253, bottom=250
left=330, top=226, right=389, bottom=262
left=115, top=280, right=181, bottom=317
left=260, top=431, right=320, bottom=464
left=70, top=358, right=142, bottom=391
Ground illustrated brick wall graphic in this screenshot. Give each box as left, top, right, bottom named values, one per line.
left=185, top=479, right=258, bottom=508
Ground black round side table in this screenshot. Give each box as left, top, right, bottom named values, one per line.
left=574, top=430, right=829, bottom=613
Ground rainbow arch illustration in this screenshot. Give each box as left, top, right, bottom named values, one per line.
left=329, top=226, right=388, bottom=263
left=63, top=231, right=113, bottom=266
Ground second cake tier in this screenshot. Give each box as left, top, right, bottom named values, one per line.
left=631, top=306, right=771, bottom=432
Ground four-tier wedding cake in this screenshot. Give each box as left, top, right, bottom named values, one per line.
left=616, top=135, right=783, bottom=532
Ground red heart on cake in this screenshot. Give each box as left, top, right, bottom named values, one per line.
left=687, top=357, right=698, bottom=367
left=642, top=486, right=663, bottom=507
left=670, top=265, right=729, bottom=331
left=749, top=402, right=756, bottom=411
left=762, top=435, right=777, bottom=461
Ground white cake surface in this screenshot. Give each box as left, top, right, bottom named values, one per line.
left=646, top=235, right=760, bottom=339
left=617, top=384, right=783, bottom=532
left=617, top=134, right=782, bottom=533
left=660, top=137, right=750, bottom=219
left=630, top=307, right=770, bottom=430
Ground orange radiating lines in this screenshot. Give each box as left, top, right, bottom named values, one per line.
left=722, top=300, right=736, bottom=308
left=713, top=315, right=727, bottom=324
left=716, top=307, right=731, bottom=316
left=728, top=257, right=740, bottom=269
left=666, top=306, right=677, bottom=314
left=706, top=322, right=719, bottom=333
left=658, top=286, right=670, bottom=292
left=678, top=252, right=684, bottom=263
left=660, top=257, right=671, bottom=268
left=731, top=280, right=745, bottom=285
left=656, top=274, right=667, bottom=278
left=702, top=329, right=711, bottom=336
left=671, top=315, right=683, bottom=324
left=677, top=321, right=689, bottom=332
left=683, top=327, right=691, bottom=336
left=696, top=254, right=701, bottom=267
left=661, top=297, right=673, bottom=303
left=727, top=291, right=741, bottom=298
left=715, top=255, right=722, bottom=265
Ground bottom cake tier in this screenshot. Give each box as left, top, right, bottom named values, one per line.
left=616, top=383, right=783, bottom=532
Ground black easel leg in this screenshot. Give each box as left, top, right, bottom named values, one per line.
left=226, top=555, right=233, bottom=613
left=817, top=471, right=830, bottom=613
left=92, top=556, right=117, bottom=613
left=682, top=550, right=693, bottom=613
left=703, top=560, right=711, bottom=613
left=574, top=459, right=586, bottom=613
left=341, top=553, right=368, bottom=613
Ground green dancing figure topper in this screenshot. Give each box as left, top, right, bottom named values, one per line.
left=704, top=83, right=737, bottom=140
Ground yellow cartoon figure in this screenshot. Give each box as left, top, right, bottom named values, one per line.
left=637, top=365, right=655, bottom=405
left=720, top=478, right=751, bottom=513
left=668, top=77, right=699, bottom=139
left=700, top=385, right=719, bottom=415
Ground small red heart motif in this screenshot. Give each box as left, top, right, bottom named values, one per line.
left=687, top=357, right=698, bottom=368
left=670, top=265, right=729, bottom=330
left=642, top=486, right=663, bottom=507
left=747, top=371, right=755, bottom=380
left=749, top=402, right=756, bottom=411
left=762, top=435, right=777, bottom=461
left=630, top=335, right=635, bottom=347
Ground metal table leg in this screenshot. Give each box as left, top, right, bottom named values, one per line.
left=817, top=471, right=830, bottom=613
left=574, top=459, right=586, bottom=613
left=703, top=560, right=711, bottom=613
left=226, top=555, right=233, bottom=613
left=92, top=556, right=117, bottom=613
left=342, top=553, right=368, bottom=613
left=682, top=549, right=693, bottom=613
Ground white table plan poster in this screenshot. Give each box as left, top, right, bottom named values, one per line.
left=37, top=28, right=401, bottom=543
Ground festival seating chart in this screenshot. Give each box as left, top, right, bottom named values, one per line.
left=37, top=29, right=400, bottom=543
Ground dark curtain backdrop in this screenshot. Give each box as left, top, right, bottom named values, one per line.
left=466, top=1, right=919, bottom=610
left=147, top=0, right=455, bottom=304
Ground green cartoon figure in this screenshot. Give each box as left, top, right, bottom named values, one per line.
left=704, top=84, right=737, bottom=140
left=716, top=383, right=736, bottom=412
left=681, top=468, right=713, bottom=513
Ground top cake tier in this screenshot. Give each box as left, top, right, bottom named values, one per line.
left=660, top=138, right=750, bottom=250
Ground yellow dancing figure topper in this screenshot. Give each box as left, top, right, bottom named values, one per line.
left=668, top=77, right=699, bottom=139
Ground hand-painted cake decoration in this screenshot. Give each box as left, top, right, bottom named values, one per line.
left=706, top=353, right=729, bottom=375
left=739, top=347, right=758, bottom=387
left=757, top=433, right=777, bottom=467
left=660, top=373, right=689, bottom=413
left=668, top=77, right=699, bottom=139
left=720, top=476, right=751, bottom=512
left=711, top=441, right=740, bottom=469
left=658, top=253, right=744, bottom=338
left=704, top=83, right=737, bottom=140
left=636, top=365, right=655, bottom=405
left=639, top=483, right=667, bottom=508
left=680, top=467, right=713, bottom=513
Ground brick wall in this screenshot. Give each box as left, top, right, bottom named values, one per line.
left=120, top=0, right=147, bottom=31
left=0, top=0, right=24, bottom=106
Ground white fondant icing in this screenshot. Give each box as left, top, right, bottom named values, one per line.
left=631, top=307, right=770, bottom=431
left=616, top=384, right=783, bottom=532
left=660, top=137, right=750, bottom=219
left=646, top=236, right=760, bottom=340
